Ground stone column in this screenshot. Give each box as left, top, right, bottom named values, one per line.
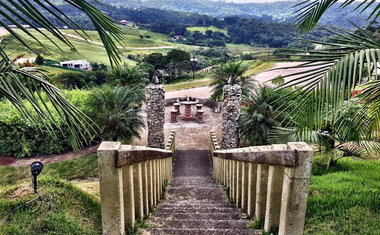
left=146, top=84, right=165, bottom=149
left=221, top=84, right=242, bottom=149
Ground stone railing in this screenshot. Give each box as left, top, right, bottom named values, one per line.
left=210, top=132, right=313, bottom=235
left=97, top=131, right=176, bottom=235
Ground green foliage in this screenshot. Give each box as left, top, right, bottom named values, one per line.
left=271, top=75, right=284, bottom=86
left=210, top=61, right=254, bottom=101
left=239, top=85, right=292, bottom=146
left=0, top=0, right=123, bottom=67
left=276, top=25, right=380, bottom=142
left=87, top=86, right=145, bottom=142
left=306, top=158, right=380, bottom=234
left=0, top=177, right=101, bottom=235
left=91, top=63, right=108, bottom=72
left=0, top=154, right=98, bottom=185
left=59, top=72, right=87, bottom=89
left=0, top=89, right=96, bottom=158
left=107, top=64, right=149, bottom=88
left=35, top=54, right=44, bottom=65
left=166, top=49, right=190, bottom=65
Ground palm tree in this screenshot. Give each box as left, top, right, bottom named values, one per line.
left=274, top=1, right=380, bottom=141
left=87, top=86, right=145, bottom=142
left=210, top=61, right=255, bottom=101
left=0, top=1, right=123, bottom=149
left=107, top=64, right=149, bottom=88
left=240, top=84, right=292, bottom=146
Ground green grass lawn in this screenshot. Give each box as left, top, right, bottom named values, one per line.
left=305, top=158, right=380, bottom=234
left=242, top=60, right=275, bottom=77
left=187, top=26, right=228, bottom=35
left=0, top=154, right=100, bottom=235
left=0, top=177, right=101, bottom=235
left=62, top=28, right=173, bottom=48
left=165, top=78, right=213, bottom=91
left=0, top=154, right=98, bottom=185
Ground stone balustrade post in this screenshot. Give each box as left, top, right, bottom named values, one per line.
left=97, top=142, right=124, bottom=235
left=279, top=142, right=313, bottom=235
left=221, top=84, right=242, bottom=149
left=146, top=84, right=165, bottom=149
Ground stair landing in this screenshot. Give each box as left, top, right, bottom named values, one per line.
left=140, top=150, right=261, bottom=235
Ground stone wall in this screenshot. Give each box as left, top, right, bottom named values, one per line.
left=221, top=84, right=242, bottom=149
left=146, top=84, right=165, bottom=149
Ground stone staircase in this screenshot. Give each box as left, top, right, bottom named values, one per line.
left=140, top=150, right=261, bottom=235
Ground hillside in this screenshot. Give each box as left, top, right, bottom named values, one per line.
left=3, top=27, right=185, bottom=66
left=108, top=0, right=374, bottom=29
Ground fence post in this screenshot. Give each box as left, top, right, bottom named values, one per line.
left=279, top=142, right=313, bottom=235
left=97, top=142, right=124, bottom=235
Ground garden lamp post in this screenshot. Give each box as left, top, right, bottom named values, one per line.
left=190, top=56, right=198, bottom=80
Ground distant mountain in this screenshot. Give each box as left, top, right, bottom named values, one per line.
left=106, top=0, right=374, bottom=29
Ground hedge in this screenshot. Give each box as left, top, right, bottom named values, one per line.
left=0, top=89, right=97, bottom=158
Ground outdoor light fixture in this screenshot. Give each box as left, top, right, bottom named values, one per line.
left=7, top=161, right=51, bottom=221
left=31, top=161, right=43, bottom=193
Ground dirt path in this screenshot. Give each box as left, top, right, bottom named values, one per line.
left=0, top=28, right=9, bottom=37
left=252, top=62, right=308, bottom=85
left=0, top=145, right=99, bottom=167
left=165, top=86, right=214, bottom=99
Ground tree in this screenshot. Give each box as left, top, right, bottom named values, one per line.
left=107, top=64, right=149, bottom=88
left=91, top=63, right=108, bottom=71
left=60, top=72, right=86, bottom=89
left=276, top=1, right=380, bottom=141
left=0, top=1, right=123, bottom=149
left=144, top=53, right=166, bottom=69
left=206, top=30, right=213, bottom=39
left=240, top=85, right=291, bottom=146
left=165, top=49, right=190, bottom=65
left=35, top=55, right=44, bottom=65
left=210, top=61, right=255, bottom=101
left=139, top=35, right=144, bottom=40
left=87, top=86, right=145, bottom=142
left=169, top=32, right=176, bottom=38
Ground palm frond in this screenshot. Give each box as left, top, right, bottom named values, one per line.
left=0, top=0, right=123, bottom=66
left=294, top=0, right=380, bottom=32
left=274, top=25, right=380, bottom=137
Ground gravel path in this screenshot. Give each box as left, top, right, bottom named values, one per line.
left=165, top=86, right=214, bottom=99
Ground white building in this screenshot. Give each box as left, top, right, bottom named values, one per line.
left=60, top=60, right=91, bottom=70
left=15, top=57, right=36, bottom=64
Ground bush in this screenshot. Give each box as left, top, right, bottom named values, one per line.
left=35, top=54, right=45, bottom=65
left=56, top=71, right=107, bottom=89
left=0, top=89, right=98, bottom=158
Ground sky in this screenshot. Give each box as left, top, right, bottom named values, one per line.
left=210, top=0, right=297, bottom=3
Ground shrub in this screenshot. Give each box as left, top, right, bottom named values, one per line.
left=35, top=54, right=45, bottom=65
left=0, top=89, right=97, bottom=158
left=87, top=86, right=145, bottom=142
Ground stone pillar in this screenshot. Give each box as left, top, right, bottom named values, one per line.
left=221, top=85, right=242, bottom=149
left=146, top=84, right=165, bottom=149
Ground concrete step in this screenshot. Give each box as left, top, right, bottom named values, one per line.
left=151, top=212, right=244, bottom=220
left=154, top=207, right=241, bottom=214
left=147, top=219, right=251, bottom=229
left=157, top=202, right=236, bottom=209
left=140, top=228, right=262, bottom=235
